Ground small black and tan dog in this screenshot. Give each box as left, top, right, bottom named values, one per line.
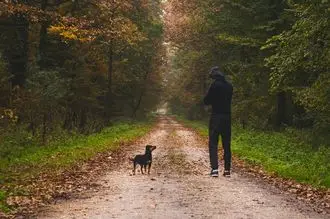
left=130, top=145, right=156, bottom=175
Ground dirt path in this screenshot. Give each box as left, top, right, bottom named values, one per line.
left=38, top=117, right=327, bottom=219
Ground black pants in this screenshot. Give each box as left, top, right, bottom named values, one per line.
left=209, top=114, right=231, bottom=170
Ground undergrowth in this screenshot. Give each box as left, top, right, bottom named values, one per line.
left=177, top=116, right=330, bottom=188
left=0, top=120, right=153, bottom=212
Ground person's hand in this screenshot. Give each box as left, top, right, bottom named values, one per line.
left=204, top=105, right=212, bottom=113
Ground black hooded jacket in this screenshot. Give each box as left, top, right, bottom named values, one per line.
left=203, top=75, right=233, bottom=115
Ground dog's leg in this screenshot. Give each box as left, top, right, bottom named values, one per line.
left=140, top=165, right=144, bottom=174
left=144, top=165, right=147, bottom=173
left=148, top=163, right=152, bottom=174
left=133, top=162, right=136, bottom=175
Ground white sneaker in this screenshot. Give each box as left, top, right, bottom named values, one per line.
left=210, top=169, right=219, bottom=177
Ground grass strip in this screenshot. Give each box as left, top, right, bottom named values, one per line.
left=0, top=121, right=152, bottom=212
left=176, top=116, right=330, bottom=188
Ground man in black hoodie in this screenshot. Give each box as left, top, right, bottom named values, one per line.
left=204, top=66, right=233, bottom=177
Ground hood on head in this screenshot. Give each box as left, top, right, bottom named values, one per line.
left=209, top=66, right=225, bottom=79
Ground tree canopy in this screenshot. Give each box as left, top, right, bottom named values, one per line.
left=0, top=0, right=164, bottom=143
left=164, top=0, right=330, bottom=133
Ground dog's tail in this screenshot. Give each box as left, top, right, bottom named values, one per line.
left=128, top=156, right=134, bottom=162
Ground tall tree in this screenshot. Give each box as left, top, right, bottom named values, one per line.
left=0, top=0, right=164, bottom=142
left=164, top=0, right=328, bottom=133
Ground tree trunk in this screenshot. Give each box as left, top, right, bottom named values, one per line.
left=276, top=91, right=286, bottom=128
left=241, top=119, right=246, bottom=129
left=63, top=111, right=72, bottom=130
left=132, top=90, right=145, bottom=118
left=200, top=67, right=208, bottom=117
left=42, top=112, right=47, bottom=145
left=38, top=0, right=49, bottom=68
left=131, top=69, right=151, bottom=118
left=3, top=18, right=29, bottom=87
left=79, top=109, right=87, bottom=133
left=108, top=46, right=113, bottom=93
left=105, top=46, right=114, bottom=120
left=8, top=81, right=12, bottom=107
left=29, top=112, right=36, bottom=136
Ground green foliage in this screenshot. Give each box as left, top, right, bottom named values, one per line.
left=165, top=0, right=289, bottom=125
left=0, top=121, right=152, bottom=183
left=0, top=120, right=152, bottom=214
left=232, top=128, right=330, bottom=188
left=166, top=0, right=329, bottom=133
left=265, top=0, right=330, bottom=131
left=0, top=0, right=164, bottom=144
left=26, top=70, right=68, bottom=102
left=0, top=125, right=37, bottom=159
left=217, top=34, right=262, bottom=47
left=179, top=117, right=330, bottom=188
left=0, top=190, right=10, bottom=213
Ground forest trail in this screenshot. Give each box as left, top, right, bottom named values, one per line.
left=38, top=117, right=326, bottom=219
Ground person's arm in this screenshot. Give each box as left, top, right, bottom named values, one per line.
left=203, top=83, right=215, bottom=105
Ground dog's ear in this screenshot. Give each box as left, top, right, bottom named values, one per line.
left=145, top=145, right=155, bottom=151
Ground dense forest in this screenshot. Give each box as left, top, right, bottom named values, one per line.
left=0, top=0, right=329, bottom=155
left=1, top=0, right=329, bottom=159
left=0, top=0, right=164, bottom=146
left=0, top=0, right=329, bottom=216
left=164, top=0, right=329, bottom=135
